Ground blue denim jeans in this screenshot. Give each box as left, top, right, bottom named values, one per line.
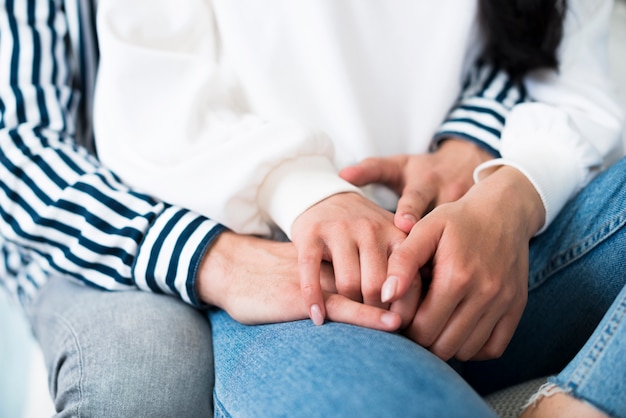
left=28, top=158, right=625, bottom=417
left=209, top=309, right=496, bottom=417
left=211, top=156, right=626, bottom=418
left=548, top=283, right=626, bottom=417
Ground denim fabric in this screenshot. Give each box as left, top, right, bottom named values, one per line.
left=209, top=308, right=496, bottom=418
left=549, top=284, right=626, bottom=417
left=27, top=157, right=625, bottom=417
left=210, top=157, right=626, bottom=417
left=26, top=278, right=215, bottom=418
left=458, top=156, right=626, bottom=415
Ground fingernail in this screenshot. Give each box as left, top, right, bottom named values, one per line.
left=380, top=312, right=399, bottom=328
left=402, top=213, right=417, bottom=225
left=381, top=276, right=399, bottom=303
left=310, top=304, right=325, bottom=326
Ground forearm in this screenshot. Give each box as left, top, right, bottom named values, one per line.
left=0, top=0, right=225, bottom=308
left=469, top=165, right=545, bottom=240
left=95, top=0, right=358, bottom=239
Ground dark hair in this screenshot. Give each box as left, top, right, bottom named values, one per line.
left=479, top=0, right=567, bottom=79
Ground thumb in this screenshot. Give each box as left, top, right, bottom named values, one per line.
left=382, top=216, right=443, bottom=303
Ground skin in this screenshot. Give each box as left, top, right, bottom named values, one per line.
left=342, top=140, right=545, bottom=360
left=340, top=140, right=493, bottom=234
left=520, top=393, right=609, bottom=418
left=196, top=231, right=402, bottom=331
left=205, top=138, right=545, bottom=361
left=291, top=139, right=494, bottom=327
left=290, top=191, right=407, bottom=325
left=290, top=138, right=546, bottom=360
left=195, top=139, right=602, bottom=414
left=383, top=164, right=544, bottom=360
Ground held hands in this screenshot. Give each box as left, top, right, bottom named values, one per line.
left=383, top=166, right=544, bottom=360
left=196, top=231, right=402, bottom=330
left=290, top=192, right=409, bottom=325
left=289, top=139, right=490, bottom=328
left=198, top=138, right=546, bottom=362
left=335, top=139, right=545, bottom=360
left=340, top=139, right=494, bottom=233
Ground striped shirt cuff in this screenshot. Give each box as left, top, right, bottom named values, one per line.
left=133, top=206, right=225, bottom=307
left=432, top=64, right=527, bottom=156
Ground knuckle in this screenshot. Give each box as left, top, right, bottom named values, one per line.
left=477, top=280, right=500, bottom=302
left=431, top=343, right=455, bottom=361
left=335, top=279, right=361, bottom=300
left=438, top=271, right=470, bottom=297
left=455, top=348, right=474, bottom=362
left=361, top=282, right=381, bottom=301
left=405, top=188, right=429, bottom=205
left=415, top=329, right=437, bottom=348
left=298, top=252, right=320, bottom=266
left=481, top=342, right=506, bottom=360
left=391, top=248, right=416, bottom=268
left=443, top=182, right=469, bottom=202
left=300, top=283, right=319, bottom=299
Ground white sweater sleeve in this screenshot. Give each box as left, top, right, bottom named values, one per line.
left=474, top=0, right=625, bottom=233
left=93, top=0, right=359, bottom=238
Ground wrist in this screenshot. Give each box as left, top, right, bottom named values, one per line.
left=476, top=166, right=546, bottom=239
left=435, top=137, right=494, bottom=167
left=196, top=231, right=238, bottom=308
left=258, top=155, right=361, bottom=238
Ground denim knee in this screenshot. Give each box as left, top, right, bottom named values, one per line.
left=27, top=278, right=214, bottom=417
left=524, top=284, right=626, bottom=418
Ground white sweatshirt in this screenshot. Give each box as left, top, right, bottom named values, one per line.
left=94, top=0, right=624, bottom=238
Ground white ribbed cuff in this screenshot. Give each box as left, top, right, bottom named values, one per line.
left=258, top=155, right=362, bottom=238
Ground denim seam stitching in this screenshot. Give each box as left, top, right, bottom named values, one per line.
left=565, top=294, right=626, bottom=391
left=42, top=311, right=85, bottom=418
left=529, top=212, right=626, bottom=292
left=213, top=389, right=232, bottom=418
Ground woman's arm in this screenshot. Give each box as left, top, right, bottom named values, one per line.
left=383, top=0, right=625, bottom=359
left=94, top=0, right=359, bottom=239
left=476, top=0, right=624, bottom=232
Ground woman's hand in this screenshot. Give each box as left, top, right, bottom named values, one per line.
left=196, top=231, right=402, bottom=331
left=337, top=138, right=496, bottom=329
left=290, top=192, right=407, bottom=325
left=340, top=139, right=494, bottom=233
left=384, top=166, right=545, bottom=360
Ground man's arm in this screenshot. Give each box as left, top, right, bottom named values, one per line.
left=0, top=0, right=223, bottom=307
left=0, top=2, right=402, bottom=332
left=432, top=59, right=528, bottom=158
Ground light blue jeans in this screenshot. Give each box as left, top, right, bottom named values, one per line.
left=26, top=277, right=215, bottom=417
left=210, top=156, right=626, bottom=417
left=27, top=157, right=625, bottom=417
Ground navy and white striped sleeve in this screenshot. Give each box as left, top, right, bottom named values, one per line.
left=432, top=61, right=528, bottom=157
left=0, top=0, right=224, bottom=308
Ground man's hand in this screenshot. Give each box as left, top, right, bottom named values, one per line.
left=340, top=139, right=494, bottom=233
left=196, top=231, right=402, bottom=330
left=290, top=192, right=407, bottom=325
left=384, top=166, right=545, bottom=361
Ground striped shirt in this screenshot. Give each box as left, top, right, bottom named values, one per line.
left=0, top=0, right=524, bottom=309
